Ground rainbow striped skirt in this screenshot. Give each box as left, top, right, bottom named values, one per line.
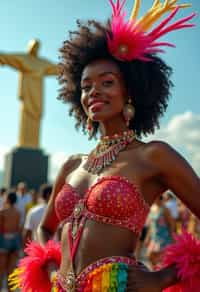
left=53, top=256, right=136, bottom=292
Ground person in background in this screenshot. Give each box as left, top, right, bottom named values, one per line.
left=145, top=195, right=175, bottom=269
left=0, top=191, right=21, bottom=291
left=0, top=187, right=7, bottom=210
left=15, top=182, right=32, bottom=226
left=163, top=190, right=179, bottom=220
left=135, top=224, right=148, bottom=261
left=188, top=214, right=200, bottom=239
left=23, top=184, right=52, bottom=244
left=176, top=200, right=192, bottom=233
left=25, top=188, right=38, bottom=213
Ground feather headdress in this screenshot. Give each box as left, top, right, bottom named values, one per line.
left=107, top=0, right=196, bottom=61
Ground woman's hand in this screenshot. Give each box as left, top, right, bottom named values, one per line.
left=49, top=270, right=58, bottom=285
left=127, top=264, right=163, bottom=292
left=42, top=260, right=58, bottom=282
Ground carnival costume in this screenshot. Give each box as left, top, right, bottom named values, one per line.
left=9, top=1, right=199, bottom=292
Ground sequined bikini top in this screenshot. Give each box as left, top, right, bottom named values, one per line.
left=55, top=176, right=149, bottom=235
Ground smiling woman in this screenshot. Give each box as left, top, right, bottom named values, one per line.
left=8, top=1, right=200, bottom=292
left=58, top=24, right=173, bottom=139
left=81, top=60, right=128, bottom=125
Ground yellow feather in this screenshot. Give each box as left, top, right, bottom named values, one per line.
left=8, top=267, right=24, bottom=290
left=130, top=0, right=141, bottom=20
left=136, top=0, right=193, bottom=31
left=152, top=0, right=161, bottom=9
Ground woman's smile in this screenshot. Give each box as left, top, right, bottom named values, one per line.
left=89, top=101, right=107, bottom=113
left=88, top=98, right=110, bottom=113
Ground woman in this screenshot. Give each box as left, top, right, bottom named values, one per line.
left=145, top=196, right=175, bottom=269
left=9, top=1, right=200, bottom=291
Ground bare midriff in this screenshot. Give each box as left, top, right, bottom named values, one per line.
left=59, top=219, right=138, bottom=277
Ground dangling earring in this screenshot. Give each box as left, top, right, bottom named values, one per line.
left=86, top=117, right=93, bottom=136
left=123, top=98, right=135, bottom=127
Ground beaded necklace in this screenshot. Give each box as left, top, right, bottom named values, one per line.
left=83, top=129, right=136, bottom=174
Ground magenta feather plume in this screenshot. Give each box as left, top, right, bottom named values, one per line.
left=17, top=240, right=61, bottom=292
left=109, top=0, right=126, bottom=17
left=162, top=231, right=200, bottom=292
left=107, top=0, right=155, bottom=61
left=107, top=0, right=196, bottom=61
left=149, top=7, right=196, bottom=42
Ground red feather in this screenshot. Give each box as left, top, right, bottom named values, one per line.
left=162, top=231, right=200, bottom=292
left=17, top=240, right=61, bottom=292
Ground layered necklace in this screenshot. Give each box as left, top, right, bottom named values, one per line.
left=83, top=129, right=136, bottom=174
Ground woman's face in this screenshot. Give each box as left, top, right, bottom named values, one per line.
left=81, top=59, right=128, bottom=122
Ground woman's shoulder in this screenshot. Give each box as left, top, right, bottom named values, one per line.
left=130, top=139, right=173, bottom=153
left=140, top=140, right=177, bottom=161
left=143, top=140, right=172, bottom=151
left=62, top=153, right=86, bottom=171
left=133, top=140, right=181, bottom=177
left=57, top=153, right=86, bottom=180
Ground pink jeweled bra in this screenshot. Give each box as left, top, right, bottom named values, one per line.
left=54, top=175, right=149, bottom=291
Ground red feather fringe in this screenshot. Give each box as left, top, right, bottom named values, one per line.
left=17, top=240, right=61, bottom=292
left=162, top=231, right=200, bottom=292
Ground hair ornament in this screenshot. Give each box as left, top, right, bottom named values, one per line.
left=107, top=0, right=196, bottom=61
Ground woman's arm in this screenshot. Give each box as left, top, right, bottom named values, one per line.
left=127, top=141, right=200, bottom=291
left=37, top=154, right=82, bottom=279
left=37, top=154, right=81, bottom=245
left=149, top=141, right=200, bottom=218
left=148, top=141, right=200, bottom=288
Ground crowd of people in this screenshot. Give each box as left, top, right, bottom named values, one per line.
left=137, top=191, right=200, bottom=269
left=0, top=182, right=52, bottom=291
left=0, top=180, right=199, bottom=291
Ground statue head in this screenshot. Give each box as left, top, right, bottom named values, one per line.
left=28, top=39, right=40, bottom=56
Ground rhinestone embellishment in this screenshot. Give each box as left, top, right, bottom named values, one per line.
left=66, top=271, right=76, bottom=292
left=73, top=202, right=85, bottom=218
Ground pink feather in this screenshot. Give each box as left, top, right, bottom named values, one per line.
left=149, top=7, right=181, bottom=39
left=17, top=240, right=61, bottom=292
left=149, top=10, right=196, bottom=41
left=107, top=0, right=196, bottom=62
left=162, top=231, right=200, bottom=292
left=109, top=0, right=126, bottom=16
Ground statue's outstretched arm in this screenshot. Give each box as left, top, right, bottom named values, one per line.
left=0, top=53, right=27, bottom=71
left=45, top=63, right=59, bottom=76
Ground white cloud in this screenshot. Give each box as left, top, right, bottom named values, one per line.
left=49, top=151, right=69, bottom=183
left=0, top=145, right=9, bottom=170
left=146, top=111, right=200, bottom=175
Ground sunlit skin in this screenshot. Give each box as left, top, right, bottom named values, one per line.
left=38, top=59, right=200, bottom=291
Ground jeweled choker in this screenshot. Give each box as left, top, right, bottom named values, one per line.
left=83, top=130, right=136, bottom=174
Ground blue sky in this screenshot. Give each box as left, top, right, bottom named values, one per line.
left=0, top=0, right=199, bottom=180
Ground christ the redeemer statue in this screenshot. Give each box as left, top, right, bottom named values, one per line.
left=0, top=39, right=59, bottom=148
